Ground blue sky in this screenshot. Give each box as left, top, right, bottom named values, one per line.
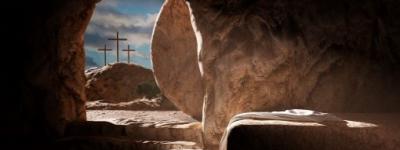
left=84, top=0, right=164, bottom=69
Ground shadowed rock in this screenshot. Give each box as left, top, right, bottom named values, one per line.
left=223, top=112, right=400, bottom=150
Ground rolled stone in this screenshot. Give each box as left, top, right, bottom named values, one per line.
left=151, top=0, right=204, bottom=120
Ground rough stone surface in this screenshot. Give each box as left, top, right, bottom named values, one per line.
left=224, top=113, right=400, bottom=150
left=55, top=137, right=202, bottom=150
left=85, top=110, right=202, bottom=143
left=58, top=110, right=204, bottom=150
left=7, top=0, right=99, bottom=141
left=86, top=98, right=177, bottom=111
left=152, top=0, right=204, bottom=120
left=85, top=63, right=161, bottom=102
left=181, top=0, right=400, bottom=147
left=86, top=110, right=198, bottom=125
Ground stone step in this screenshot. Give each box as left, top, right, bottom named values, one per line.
left=65, top=121, right=203, bottom=146
left=55, top=136, right=202, bottom=150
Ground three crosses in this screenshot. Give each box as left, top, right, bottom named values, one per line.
left=97, top=32, right=136, bottom=65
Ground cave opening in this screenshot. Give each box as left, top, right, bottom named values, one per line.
left=6, top=0, right=400, bottom=149
left=84, top=0, right=155, bottom=69
left=79, top=0, right=203, bottom=149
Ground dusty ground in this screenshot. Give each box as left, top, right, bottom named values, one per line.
left=85, top=100, right=203, bottom=149
left=86, top=110, right=198, bottom=125
left=86, top=97, right=177, bottom=111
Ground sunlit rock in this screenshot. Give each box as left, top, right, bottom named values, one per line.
left=152, top=0, right=204, bottom=120
left=85, top=63, right=161, bottom=102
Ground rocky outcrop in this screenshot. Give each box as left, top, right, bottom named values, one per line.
left=151, top=0, right=204, bottom=120
left=85, top=63, right=161, bottom=102
left=153, top=0, right=400, bottom=148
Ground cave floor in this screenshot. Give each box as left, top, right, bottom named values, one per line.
left=67, top=110, right=204, bottom=150
left=87, top=110, right=197, bottom=125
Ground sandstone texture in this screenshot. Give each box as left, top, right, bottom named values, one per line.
left=86, top=97, right=177, bottom=111
left=153, top=0, right=400, bottom=148
left=224, top=113, right=400, bottom=150
left=55, top=110, right=204, bottom=150
left=10, top=0, right=100, bottom=140
left=85, top=63, right=161, bottom=102
left=151, top=0, right=204, bottom=120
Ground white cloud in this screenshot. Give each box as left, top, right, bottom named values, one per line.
left=85, top=27, right=152, bottom=48
left=89, top=12, right=157, bottom=30
left=84, top=0, right=162, bottom=68
left=125, top=33, right=152, bottom=47
left=85, top=7, right=158, bottom=48
left=98, top=0, right=164, bottom=8
left=96, top=0, right=119, bottom=8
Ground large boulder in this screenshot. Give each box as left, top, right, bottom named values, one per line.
left=151, top=0, right=204, bottom=120
left=85, top=63, right=161, bottom=102
left=154, top=0, right=400, bottom=148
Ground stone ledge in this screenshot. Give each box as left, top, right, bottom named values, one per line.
left=223, top=113, right=400, bottom=150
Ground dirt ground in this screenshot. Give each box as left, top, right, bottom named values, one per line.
left=86, top=110, right=198, bottom=125
left=86, top=98, right=177, bottom=111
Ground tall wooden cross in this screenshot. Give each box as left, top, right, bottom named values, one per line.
left=108, top=32, right=127, bottom=63
left=122, top=45, right=136, bottom=64
left=98, top=44, right=112, bottom=66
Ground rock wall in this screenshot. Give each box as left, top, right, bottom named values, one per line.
left=153, top=0, right=400, bottom=148
left=5, top=0, right=99, bottom=144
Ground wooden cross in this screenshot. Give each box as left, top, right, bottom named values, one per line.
left=122, top=45, right=136, bottom=64
left=108, top=32, right=127, bottom=63
left=98, top=44, right=112, bottom=66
